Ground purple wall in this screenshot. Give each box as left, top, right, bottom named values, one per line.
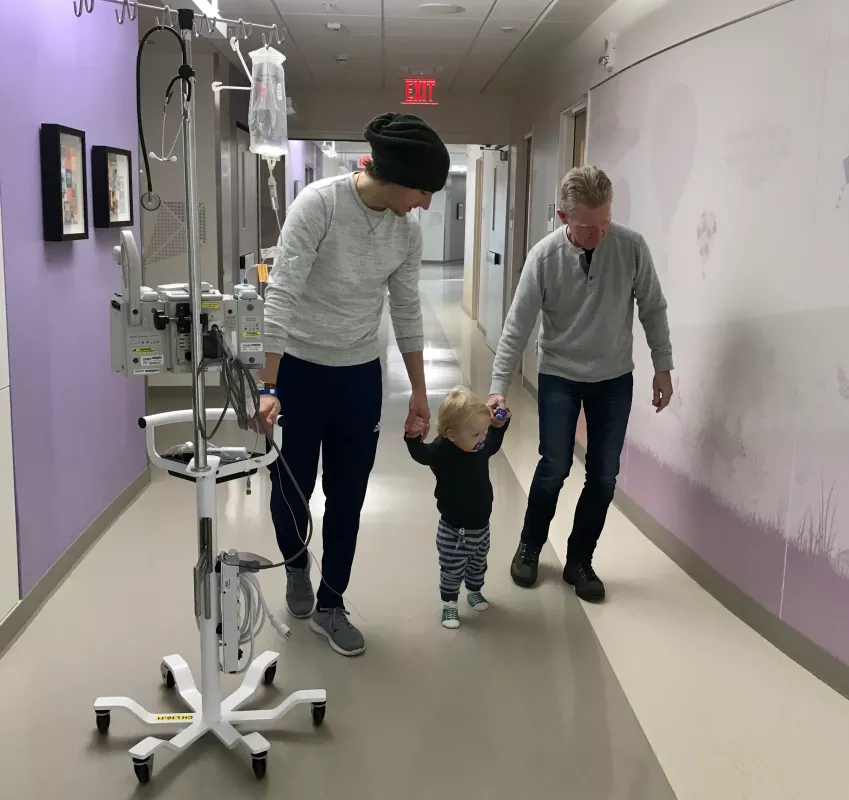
left=0, top=3, right=147, bottom=595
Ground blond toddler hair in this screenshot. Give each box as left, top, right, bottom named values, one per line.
left=436, top=387, right=489, bottom=438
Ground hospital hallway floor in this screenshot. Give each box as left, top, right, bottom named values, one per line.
left=3, top=266, right=849, bottom=799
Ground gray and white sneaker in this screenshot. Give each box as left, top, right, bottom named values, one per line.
left=286, top=565, right=315, bottom=619
left=310, top=608, right=365, bottom=657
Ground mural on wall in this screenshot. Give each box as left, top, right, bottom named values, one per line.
left=837, top=155, right=849, bottom=209
left=695, top=211, right=717, bottom=277
left=590, top=0, right=849, bottom=664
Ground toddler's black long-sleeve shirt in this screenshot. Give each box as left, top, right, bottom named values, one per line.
left=404, top=421, right=509, bottom=530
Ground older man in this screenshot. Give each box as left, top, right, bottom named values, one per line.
left=488, top=165, right=673, bottom=602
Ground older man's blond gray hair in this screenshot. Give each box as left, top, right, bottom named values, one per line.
left=558, top=166, right=613, bottom=215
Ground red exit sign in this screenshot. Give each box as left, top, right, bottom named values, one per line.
left=402, top=78, right=438, bottom=106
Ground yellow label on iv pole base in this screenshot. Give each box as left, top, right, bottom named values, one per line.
left=243, top=332, right=260, bottom=337
left=134, top=347, right=156, bottom=353
left=155, top=714, right=195, bottom=722
left=256, top=263, right=269, bottom=283
left=202, top=302, right=220, bottom=309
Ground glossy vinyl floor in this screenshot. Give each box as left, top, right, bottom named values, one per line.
left=0, top=267, right=676, bottom=798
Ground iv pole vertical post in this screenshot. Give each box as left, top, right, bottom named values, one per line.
left=180, top=17, right=207, bottom=473
left=179, top=11, right=221, bottom=724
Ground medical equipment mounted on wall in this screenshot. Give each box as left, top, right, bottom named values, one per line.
left=72, top=0, right=326, bottom=787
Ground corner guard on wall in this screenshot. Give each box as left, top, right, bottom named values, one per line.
left=0, top=468, right=151, bottom=659
left=572, top=442, right=849, bottom=701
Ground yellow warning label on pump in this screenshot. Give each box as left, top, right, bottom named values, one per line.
left=256, top=263, right=269, bottom=283
left=243, top=332, right=260, bottom=337
left=155, top=714, right=194, bottom=722
left=134, top=347, right=155, bottom=353
left=202, top=302, right=220, bottom=309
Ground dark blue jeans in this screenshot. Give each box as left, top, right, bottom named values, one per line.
left=521, top=372, right=633, bottom=565
left=269, top=355, right=382, bottom=609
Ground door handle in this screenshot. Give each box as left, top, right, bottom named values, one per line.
left=488, top=251, right=501, bottom=265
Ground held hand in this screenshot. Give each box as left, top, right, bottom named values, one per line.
left=251, top=393, right=280, bottom=434
left=487, top=393, right=507, bottom=423
left=406, top=390, right=430, bottom=438
left=405, top=415, right=427, bottom=439
left=490, top=406, right=511, bottom=428
left=652, top=371, right=673, bottom=413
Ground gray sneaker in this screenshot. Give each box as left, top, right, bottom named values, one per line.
left=310, top=608, right=365, bottom=657
left=286, top=565, right=315, bottom=619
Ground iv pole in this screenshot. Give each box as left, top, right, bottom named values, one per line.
left=75, top=0, right=326, bottom=785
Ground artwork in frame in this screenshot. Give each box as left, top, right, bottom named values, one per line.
left=457, top=202, right=465, bottom=221
left=39, top=124, right=89, bottom=241
left=91, top=146, right=134, bottom=228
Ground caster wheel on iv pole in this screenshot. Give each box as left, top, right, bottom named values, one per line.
left=312, top=702, right=326, bottom=726
left=133, top=756, right=154, bottom=785
left=160, top=662, right=176, bottom=690
left=95, top=710, right=111, bottom=735
left=252, top=752, right=268, bottom=780
left=262, top=661, right=277, bottom=686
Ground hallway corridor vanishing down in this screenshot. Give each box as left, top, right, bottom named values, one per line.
left=0, top=266, right=675, bottom=798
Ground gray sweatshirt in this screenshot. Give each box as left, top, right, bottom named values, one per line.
left=490, top=223, right=673, bottom=397
left=263, top=173, right=424, bottom=366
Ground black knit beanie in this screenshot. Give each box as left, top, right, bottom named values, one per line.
left=364, top=113, right=450, bottom=193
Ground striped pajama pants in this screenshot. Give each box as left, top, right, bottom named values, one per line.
left=436, top=518, right=491, bottom=602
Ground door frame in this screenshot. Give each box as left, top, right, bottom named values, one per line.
left=471, top=155, right=484, bottom=321
left=505, top=130, right=533, bottom=319
left=556, top=99, right=589, bottom=219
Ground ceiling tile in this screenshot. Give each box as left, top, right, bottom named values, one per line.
left=450, top=54, right=503, bottom=92
left=384, top=35, right=474, bottom=58
left=383, top=16, right=482, bottom=36
left=296, top=33, right=383, bottom=57
left=478, top=17, right=533, bottom=37
left=541, top=0, right=616, bottom=24
left=526, top=20, right=586, bottom=46
left=467, top=36, right=516, bottom=58
left=282, top=13, right=383, bottom=37
left=487, top=0, right=552, bottom=22
left=382, top=0, right=494, bottom=19
left=217, top=0, right=280, bottom=15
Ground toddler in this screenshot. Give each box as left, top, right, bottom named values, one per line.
left=405, top=387, right=510, bottom=629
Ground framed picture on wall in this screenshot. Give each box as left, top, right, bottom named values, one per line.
left=91, top=146, right=134, bottom=228
left=457, top=202, right=464, bottom=221
left=39, top=124, right=89, bottom=241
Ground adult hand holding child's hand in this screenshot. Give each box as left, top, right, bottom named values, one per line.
left=487, top=394, right=507, bottom=425
left=405, top=415, right=427, bottom=439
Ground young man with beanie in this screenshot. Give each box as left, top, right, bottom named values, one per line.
left=254, top=112, right=450, bottom=656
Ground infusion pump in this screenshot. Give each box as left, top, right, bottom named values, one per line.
left=109, top=231, right=265, bottom=376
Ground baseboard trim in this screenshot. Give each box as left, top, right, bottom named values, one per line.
left=571, top=442, right=849, bottom=700
left=0, top=468, right=151, bottom=659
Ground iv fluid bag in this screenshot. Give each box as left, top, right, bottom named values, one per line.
left=248, top=48, right=288, bottom=158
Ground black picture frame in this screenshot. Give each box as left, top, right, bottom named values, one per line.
left=39, top=124, right=89, bottom=242
left=91, top=146, right=134, bottom=228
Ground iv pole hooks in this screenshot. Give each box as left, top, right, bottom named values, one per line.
left=73, top=0, right=95, bottom=16
left=115, top=0, right=138, bottom=24
left=71, top=0, right=288, bottom=44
